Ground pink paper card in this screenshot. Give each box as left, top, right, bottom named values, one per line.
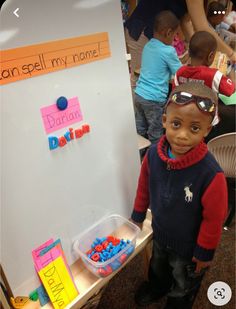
left=41, top=97, right=83, bottom=134
left=32, top=239, right=54, bottom=262
left=34, top=246, right=61, bottom=272
left=32, top=239, right=77, bottom=289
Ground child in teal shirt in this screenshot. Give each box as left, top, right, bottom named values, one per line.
left=135, top=10, right=182, bottom=144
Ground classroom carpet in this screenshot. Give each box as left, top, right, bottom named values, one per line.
left=96, top=219, right=235, bottom=309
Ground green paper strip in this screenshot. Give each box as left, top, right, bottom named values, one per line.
left=219, top=91, right=236, bottom=105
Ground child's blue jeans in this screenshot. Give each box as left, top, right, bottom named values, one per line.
left=134, top=94, right=165, bottom=144
left=148, top=238, right=207, bottom=306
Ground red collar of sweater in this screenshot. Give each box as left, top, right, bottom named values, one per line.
left=157, top=135, right=208, bottom=170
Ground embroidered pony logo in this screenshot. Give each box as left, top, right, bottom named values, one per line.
left=184, top=185, right=193, bottom=203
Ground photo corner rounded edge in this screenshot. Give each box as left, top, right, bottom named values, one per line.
left=1, top=0, right=9, bottom=11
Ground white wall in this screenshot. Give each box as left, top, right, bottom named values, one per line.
left=0, top=0, right=140, bottom=295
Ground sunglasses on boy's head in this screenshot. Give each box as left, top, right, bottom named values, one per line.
left=168, top=91, right=216, bottom=114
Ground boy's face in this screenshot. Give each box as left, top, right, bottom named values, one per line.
left=162, top=101, right=212, bottom=158
left=210, top=15, right=225, bottom=26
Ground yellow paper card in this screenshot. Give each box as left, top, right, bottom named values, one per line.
left=38, top=256, right=78, bottom=309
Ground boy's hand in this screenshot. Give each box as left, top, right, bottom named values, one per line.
left=227, top=67, right=235, bottom=85
left=129, top=218, right=143, bottom=230
left=192, top=256, right=211, bottom=273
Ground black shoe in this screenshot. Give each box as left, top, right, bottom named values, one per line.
left=164, top=296, right=193, bottom=309
left=134, top=281, right=167, bottom=306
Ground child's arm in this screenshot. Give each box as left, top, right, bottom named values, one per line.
left=218, top=71, right=235, bottom=96
left=172, top=66, right=186, bottom=89
left=193, top=173, right=228, bottom=266
left=130, top=154, right=150, bottom=226
left=167, top=48, right=182, bottom=77
left=227, top=65, right=235, bottom=85
left=192, top=257, right=211, bottom=273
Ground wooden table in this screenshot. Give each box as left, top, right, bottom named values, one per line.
left=137, top=134, right=151, bottom=150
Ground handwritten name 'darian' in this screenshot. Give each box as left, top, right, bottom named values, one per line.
left=41, top=97, right=83, bottom=134
left=48, top=124, right=90, bottom=150
left=47, top=109, right=82, bottom=128
left=47, top=109, right=81, bottom=128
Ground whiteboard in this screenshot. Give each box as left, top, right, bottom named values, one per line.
left=0, top=0, right=140, bottom=295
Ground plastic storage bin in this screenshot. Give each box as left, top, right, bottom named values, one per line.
left=73, top=214, right=140, bottom=277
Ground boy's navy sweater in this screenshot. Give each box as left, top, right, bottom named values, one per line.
left=131, top=135, right=228, bottom=261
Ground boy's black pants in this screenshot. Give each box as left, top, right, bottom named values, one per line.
left=148, top=238, right=207, bottom=308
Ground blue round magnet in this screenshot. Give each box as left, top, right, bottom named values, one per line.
left=56, top=96, right=68, bottom=110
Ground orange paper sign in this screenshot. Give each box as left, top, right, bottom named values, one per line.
left=0, top=32, right=111, bottom=85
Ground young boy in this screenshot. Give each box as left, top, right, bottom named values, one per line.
left=173, top=31, right=235, bottom=98
left=131, top=82, right=228, bottom=309
left=207, top=1, right=227, bottom=32
left=135, top=11, right=182, bottom=144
